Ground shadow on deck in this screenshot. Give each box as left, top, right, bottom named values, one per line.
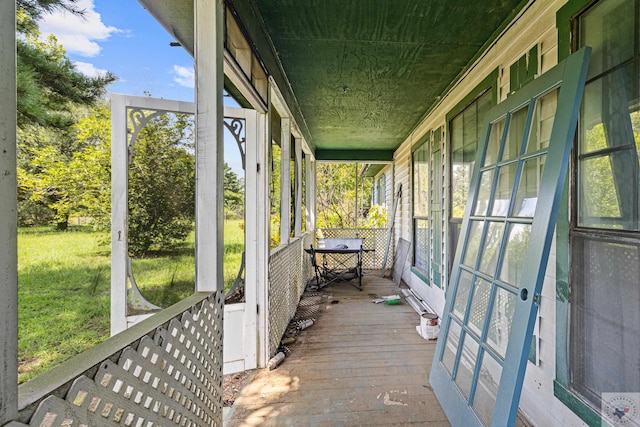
left=225, top=273, right=449, bottom=426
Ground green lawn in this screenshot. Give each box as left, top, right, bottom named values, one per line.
left=17, top=220, right=244, bottom=383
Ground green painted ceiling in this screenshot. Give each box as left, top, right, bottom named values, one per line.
left=250, top=0, right=525, bottom=154
left=139, top=0, right=527, bottom=158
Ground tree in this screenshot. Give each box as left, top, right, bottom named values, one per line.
left=315, top=163, right=373, bottom=229
left=17, top=104, right=111, bottom=229
left=224, top=163, right=244, bottom=219
left=15, top=0, right=115, bottom=228
left=16, top=4, right=115, bottom=131
left=128, top=113, right=196, bottom=255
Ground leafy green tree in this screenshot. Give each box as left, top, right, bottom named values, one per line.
left=128, top=113, right=196, bottom=255
left=224, top=163, right=244, bottom=219
left=15, top=0, right=115, bottom=228
left=17, top=104, right=111, bottom=229
left=316, top=163, right=373, bottom=229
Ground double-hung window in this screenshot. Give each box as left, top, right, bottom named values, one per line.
left=413, top=141, right=430, bottom=276
left=570, top=0, right=640, bottom=413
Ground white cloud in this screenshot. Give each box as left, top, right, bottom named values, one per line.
left=172, top=65, right=195, bottom=89
left=73, top=61, right=108, bottom=78
left=38, top=0, right=120, bottom=57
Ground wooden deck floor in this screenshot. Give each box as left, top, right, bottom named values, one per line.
left=225, top=273, right=449, bottom=426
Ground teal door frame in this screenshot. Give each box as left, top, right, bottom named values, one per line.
left=430, top=47, right=591, bottom=427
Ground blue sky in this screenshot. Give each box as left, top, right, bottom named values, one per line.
left=38, top=0, right=244, bottom=174
left=39, top=0, right=195, bottom=101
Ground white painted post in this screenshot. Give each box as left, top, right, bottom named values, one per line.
left=306, top=159, right=316, bottom=233
left=245, top=110, right=270, bottom=367
left=240, top=109, right=258, bottom=369
left=110, top=94, right=128, bottom=335
left=0, top=1, right=17, bottom=422
left=194, top=0, right=225, bottom=292
left=279, top=117, right=291, bottom=245
left=255, top=112, right=271, bottom=366
left=294, top=137, right=303, bottom=237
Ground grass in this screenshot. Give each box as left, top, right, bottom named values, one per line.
left=17, top=219, right=244, bottom=383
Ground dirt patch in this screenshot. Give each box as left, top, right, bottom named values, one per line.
left=223, top=370, right=253, bottom=407
left=222, top=292, right=331, bottom=407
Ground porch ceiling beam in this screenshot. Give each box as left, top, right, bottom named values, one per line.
left=315, top=149, right=395, bottom=162
left=0, top=1, right=17, bottom=422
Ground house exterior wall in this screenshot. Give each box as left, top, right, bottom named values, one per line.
left=370, top=168, right=392, bottom=222
left=392, top=0, right=599, bottom=425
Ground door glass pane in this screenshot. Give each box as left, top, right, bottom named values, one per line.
left=487, top=286, right=516, bottom=358
left=499, top=223, right=531, bottom=287
left=478, top=221, right=505, bottom=276
left=514, top=155, right=547, bottom=217
left=526, top=89, right=558, bottom=154
left=442, top=320, right=462, bottom=375
left=463, top=221, right=484, bottom=268
left=473, top=352, right=503, bottom=426
left=455, top=334, right=480, bottom=399
left=467, top=278, right=492, bottom=337
left=492, top=163, right=517, bottom=216
left=485, top=118, right=506, bottom=166
left=502, top=106, right=529, bottom=161
left=474, top=170, right=495, bottom=216
left=453, top=270, right=474, bottom=321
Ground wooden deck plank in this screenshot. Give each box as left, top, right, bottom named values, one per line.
left=225, top=275, right=448, bottom=426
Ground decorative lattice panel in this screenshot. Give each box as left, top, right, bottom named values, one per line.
left=26, top=293, right=224, bottom=427
left=319, top=228, right=393, bottom=270
left=268, top=235, right=314, bottom=356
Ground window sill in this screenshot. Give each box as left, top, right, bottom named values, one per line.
left=553, top=380, right=610, bottom=427
left=410, top=266, right=430, bottom=285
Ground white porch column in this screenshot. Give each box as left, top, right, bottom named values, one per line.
left=294, top=137, right=303, bottom=237
left=110, top=94, right=128, bottom=335
left=279, top=117, right=291, bottom=245
left=254, top=112, right=271, bottom=367
left=0, top=1, right=18, bottom=422
left=194, top=0, right=224, bottom=292
left=306, top=159, right=316, bottom=233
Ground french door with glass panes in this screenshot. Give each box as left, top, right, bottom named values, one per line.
left=430, top=47, right=591, bottom=427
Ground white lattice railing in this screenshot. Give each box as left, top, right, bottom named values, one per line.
left=318, top=228, right=393, bottom=271
left=15, top=292, right=224, bottom=427
left=267, top=233, right=313, bottom=357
